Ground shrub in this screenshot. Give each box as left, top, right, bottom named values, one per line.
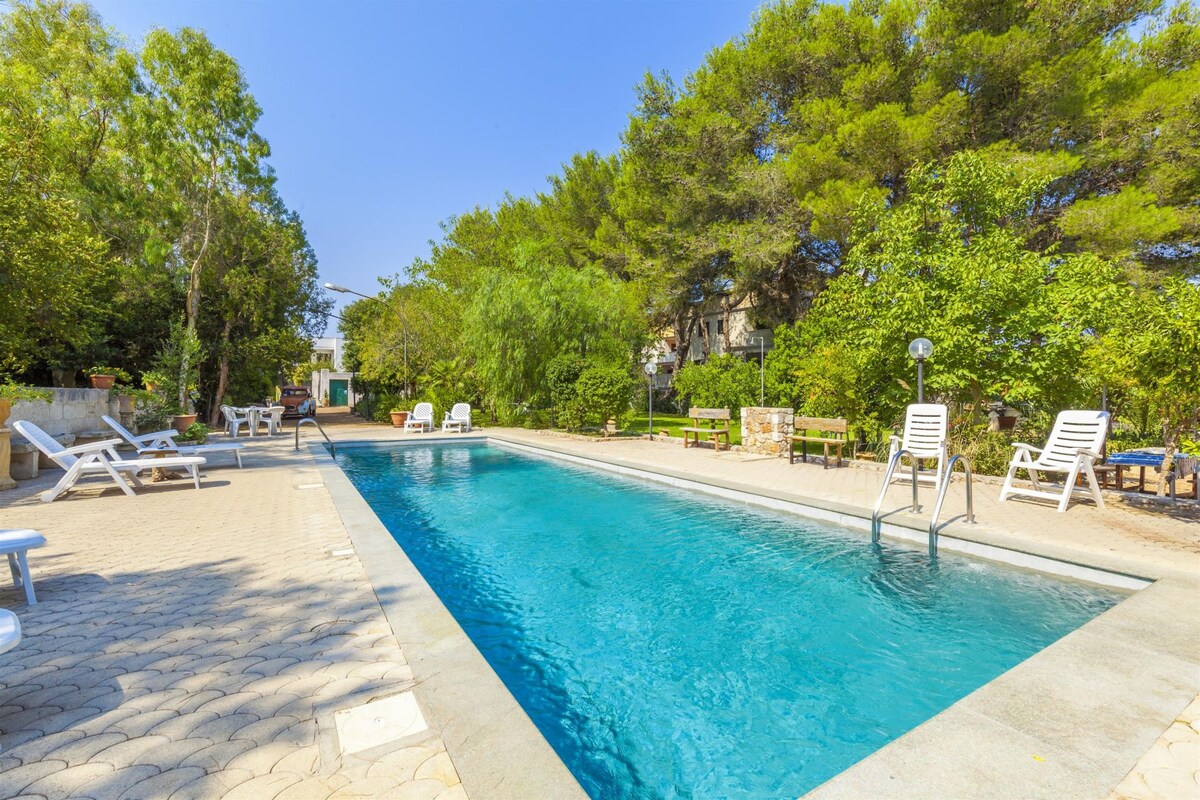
left=559, top=364, right=632, bottom=432
left=671, top=355, right=758, bottom=416
left=177, top=422, right=211, bottom=443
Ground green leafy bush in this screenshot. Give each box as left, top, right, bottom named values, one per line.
left=177, top=422, right=210, bottom=443
left=0, top=384, right=52, bottom=403
left=559, top=364, right=632, bottom=432
left=671, top=355, right=758, bottom=417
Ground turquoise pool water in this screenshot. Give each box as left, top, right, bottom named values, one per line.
left=338, top=442, right=1125, bottom=799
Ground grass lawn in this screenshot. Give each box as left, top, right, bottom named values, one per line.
left=621, top=412, right=743, bottom=446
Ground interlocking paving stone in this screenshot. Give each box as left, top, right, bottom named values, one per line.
left=0, top=435, right=465, bottom=799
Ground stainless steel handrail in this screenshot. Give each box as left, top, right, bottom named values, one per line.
left=871, top=449, right=919, bottom=543
left=927, top=454, right=976, bottom=556
left=295, top=417, right=335, bottom=458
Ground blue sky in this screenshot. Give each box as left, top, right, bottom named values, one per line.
left=90, top=0, right=761, bottom=330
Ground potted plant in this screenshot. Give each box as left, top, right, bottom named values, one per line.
left=389, top=407, right=409, bottom=427
left=0, top=384, right=53, bottom=427
left=86, top=366, right=131, bottom=391
left=176, top=422, right=210, bottom=444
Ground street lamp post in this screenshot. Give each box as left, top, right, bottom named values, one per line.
left=750, top=336, right=766, bottom=406
left=643, top=362, right=658, bottom=439
left=907, top=338, right=933, bottom=403
left=325, top=282, right=409, bottom=399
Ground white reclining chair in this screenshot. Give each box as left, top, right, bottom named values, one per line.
left=1000, top=410, right=1109, bottom=513
left=442, top=403, right=472, bottom=433
left=103, top=415, right=244, bottom=468
left=13, top=420, right=206, bottom=503
left=0, top=529, right=47, bottom=604
left=887, top=404, right=950, bottom=491
left=404, top=402, right=434, bottom=433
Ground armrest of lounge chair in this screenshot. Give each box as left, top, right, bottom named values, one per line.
left=60, top=439, right=125, bottom=456
left=1010, top=442, right=1043, bottom=453
left=1077, top=448, right=1103, bottom=460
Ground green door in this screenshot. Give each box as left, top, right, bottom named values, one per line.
left=329, top=379, right=348, bottom=406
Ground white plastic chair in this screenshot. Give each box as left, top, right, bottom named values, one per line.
left=222, top=405, right=251, bottom=437
left=404, top=402, right=434, bottom=433
left=442, top=403, right=472, bottom=433
left=887, top=404, right=949, bottom=491
left=0, top=529, right=47, bottom=605
left=103, top=415, right=244, bottom=468
left=13, top=420, right=206, bottom=503
left=1000, top=410, right=1109, bottom=513
left=255, top=406, right=284, bottom=435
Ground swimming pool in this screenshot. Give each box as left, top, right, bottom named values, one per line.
left=338, top=442, right=1126, bottom=799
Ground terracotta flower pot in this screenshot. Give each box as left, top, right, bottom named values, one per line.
left=390, top=411, right=409, bottom=428
left=144, top=381, right=159, bottom=392
left=172, top=414, right=198, bottom=434
left=90, top=375, right=116, bottom=390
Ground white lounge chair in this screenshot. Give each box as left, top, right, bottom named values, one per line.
left=0, top=529, right=47, bottom=605
left=0, top=609, right=20, bottom=656
left=887, top=404, right=950, bottom=491
left=404, top=402, right=434, bottom=433
left=442, top=403, right=472, bottom=433
left=221, top=405, right=251, bottom=437
left=1000, top=410, right=1109, bottom=513
left=13, top=420, right=206, bottom=503
left=103, top=415, right=244, bottom=468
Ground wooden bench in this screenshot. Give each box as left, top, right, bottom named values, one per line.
left=681, top=408, right=732, bottom=452
left=790, top=416, right=848, bottom=469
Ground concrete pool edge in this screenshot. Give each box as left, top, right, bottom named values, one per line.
left=322, top=435, right=1200, bottom=799
left=310, top=442, right=588, bottom=800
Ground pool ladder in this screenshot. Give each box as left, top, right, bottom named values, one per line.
left=871, top=451, right=975, bottom=556
left=295, top=417, right=336, bottom=458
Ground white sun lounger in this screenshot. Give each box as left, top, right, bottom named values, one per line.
left=1000, top=410, right=1109, bottom=512
left=103, top=415, right=244, bottom=468
left=0, top=609, right=20, bottom=656
left=442, top=403, right=472, bottom=433
left=13, top=420, right=206, bottom=503
left=0, top=529, right=47, bottom=605
left=404, top=402, right=434, bottom=433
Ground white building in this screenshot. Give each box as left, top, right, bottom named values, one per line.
left=309, top=337, right=360, bottom=408
left=645, top=297, right=774, bottom=388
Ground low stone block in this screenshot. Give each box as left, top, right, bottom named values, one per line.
left=9, top=442, right=37, bottom=480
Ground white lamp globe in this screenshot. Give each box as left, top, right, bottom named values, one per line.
left=908, top=338, right=933, bottom=361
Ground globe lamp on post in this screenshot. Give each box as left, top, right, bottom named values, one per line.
left=907, top=338, right=933, bottom=403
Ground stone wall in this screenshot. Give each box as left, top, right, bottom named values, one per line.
left=10, top=388, right=120, bottom=438
left=740, top=406, right=794, bottom=457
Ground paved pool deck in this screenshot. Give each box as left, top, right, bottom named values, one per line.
left=0, top=412, right=1196, bottom=799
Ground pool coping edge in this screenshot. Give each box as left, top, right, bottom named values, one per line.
left=310, top=441, right=589, bottom=800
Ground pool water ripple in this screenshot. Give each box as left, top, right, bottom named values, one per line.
left=339, top=443, right=1125, bottom=799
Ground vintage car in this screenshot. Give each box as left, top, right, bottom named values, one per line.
left=279, top=385, right=316, bottom=418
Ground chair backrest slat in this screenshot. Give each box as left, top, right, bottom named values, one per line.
left=900, top=404, right=947, bottom=459
left=12, top=420, right=75, bottom=468
left=1038, top=410, right=1109, bottom=467
left=102, top=415, right=138, bottom=447
left=689, top=408, right=731, bottom=421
